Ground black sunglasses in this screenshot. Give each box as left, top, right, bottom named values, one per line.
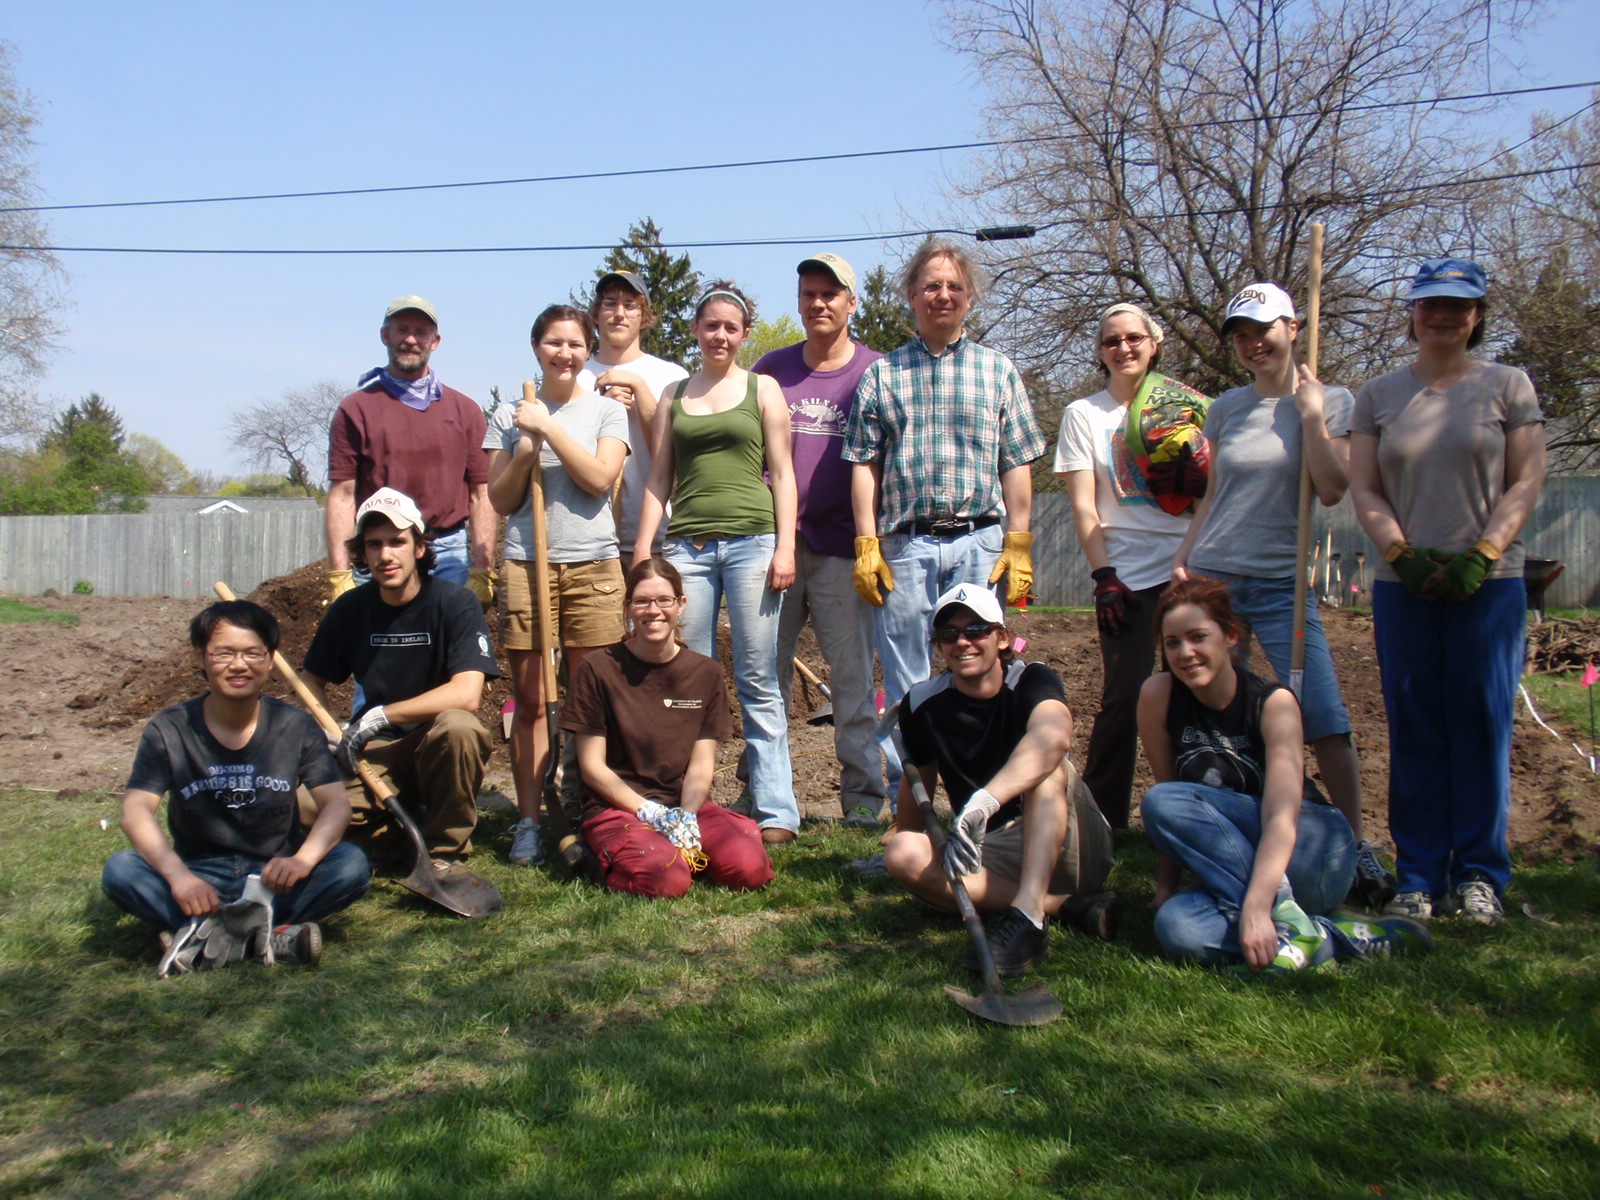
left=935, top=622, right=998, bottom=645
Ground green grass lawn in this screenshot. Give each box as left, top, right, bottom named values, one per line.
left=1523, top=672, right=1599, bottom=760
left=0, top=597, right=80, bottom=627
left=2, top=792, right=1597, bottom=1199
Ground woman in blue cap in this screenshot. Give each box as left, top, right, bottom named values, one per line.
left=1348, top=258, right=1545, bottom=925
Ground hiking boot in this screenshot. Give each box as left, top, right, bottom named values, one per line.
left=1057, top=891, right=1120, bottom=941
left=1383, top=891, right=1435, bottom=921
left=1451, top=875, right=1504, bottom=926
left=963, top=906, right=1049, bottom=978
left=509, top=818, right=545, bottom=866
left=1324, top=911, right=1435, bottom=960
left=1346, top=841, right=1398, bottom=910
left=268, top=922, right=323, bottom=966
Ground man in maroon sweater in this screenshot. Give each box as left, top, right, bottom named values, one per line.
left=324, top=295, right=495, bottom=606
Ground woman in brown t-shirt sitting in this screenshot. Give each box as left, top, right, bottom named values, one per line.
left=559, top=557, right=774, bottom=897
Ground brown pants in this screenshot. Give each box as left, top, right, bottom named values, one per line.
left=345, top=710, right=490, bottom=861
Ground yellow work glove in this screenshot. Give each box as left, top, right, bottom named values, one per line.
left=988, top=530, right=1034, bottom=605
left=325, top=569, right=355, bottom=602
left=853, top=536, right=894, bottom=606
left=466, top=567, right=496, bottom=609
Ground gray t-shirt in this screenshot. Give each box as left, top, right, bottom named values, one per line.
left=484, top=391, right=630, bottom=562
left=580, top=353, right=689, bottom=551
left=1190, top=383, right=1353, bottom=578
left=1351, top=362, right=1543, bottom=582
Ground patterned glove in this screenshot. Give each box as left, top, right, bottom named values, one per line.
left=1091, top=566, right=1138, bottom=637
left=336, top=705, right=392, bottom=773
left=466, top=567, right=496, bottom=609
left=637, top=799, right=673, bottom=832
left=988, top=531, right=1034, bottom=605
left=326, top=569, right=356, bottom=602
left=852, top=536, right=894, bottom=606
left=943, top=787, right=1002, bottom=878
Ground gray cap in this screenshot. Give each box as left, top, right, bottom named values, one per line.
left=384, top=294, right=439, bottom=325
left=595, top=271, right=650, bottom=300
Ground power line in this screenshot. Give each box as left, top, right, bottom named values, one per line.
left=5, top=159, right=1592, bottom=258
left=3, top=80, right=1595, bottom=216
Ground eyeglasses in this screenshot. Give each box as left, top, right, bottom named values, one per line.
left=599, top=297, right=642, bottom=313
left=935, top=622, right=997, bottom=645
left=1100, top=332, right=1149, bottom=350
left=919, top=281, right=967, bottom=298
left=206, top=648, right=269, bottom=664
left=628, top=596, right=682, bottom=610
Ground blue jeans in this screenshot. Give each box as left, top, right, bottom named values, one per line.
left=1143, top=781, right=1355, bottom=965
left=874, top=524, right=1003, bottom=796
left=1191, top=571, right=1351, bottom=741
left=429, top=527, right=471, bottom=586
left=1372, top=578, right=1524, bottom=898
left=102, top=843, right=371, bottom=932
left=666, top=534, right=799, bottom=833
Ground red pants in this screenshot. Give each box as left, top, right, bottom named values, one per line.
left=583, top=801, right=774, bottom=898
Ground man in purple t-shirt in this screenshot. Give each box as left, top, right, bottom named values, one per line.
left=754, top=253, right=886, bottom=823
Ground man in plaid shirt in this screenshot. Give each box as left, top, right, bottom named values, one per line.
left=844, top=239, right=1046, bottom=797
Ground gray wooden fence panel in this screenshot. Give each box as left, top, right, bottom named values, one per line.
left=0, top=511, right=325, bottom=598
left=1030, top=476, right=1598, bottom=608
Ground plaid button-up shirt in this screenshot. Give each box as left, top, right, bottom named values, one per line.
left=843, top=333, right=1045, bottom=534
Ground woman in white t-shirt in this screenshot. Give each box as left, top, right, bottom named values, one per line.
left=1054, top=302, right=1196, bottom=829
left=486, top=304, right=629, bottom=869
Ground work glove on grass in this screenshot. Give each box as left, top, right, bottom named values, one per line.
left=853, top=536, right=894, bottom=606
left=988, top=530, right=1034, bottom=605
left=943, top=787, right=1002, bottom=878
left=1091, top=566, right=1137, bottom=637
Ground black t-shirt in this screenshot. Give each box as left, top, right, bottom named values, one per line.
left=126, top=696, right=343, bottom=860
left=303, top=576, right=500, bottom=720
left=899, top=660, right=1067, bottom=827
left=1165, top=667, right=1325, bottom=803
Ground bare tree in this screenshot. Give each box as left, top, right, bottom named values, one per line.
left=229, top=380, right=343, bottom=494
left=942, top=0, right=1535, bottom=395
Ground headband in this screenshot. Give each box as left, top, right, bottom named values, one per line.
left=696, top=288, right=750, bottom=319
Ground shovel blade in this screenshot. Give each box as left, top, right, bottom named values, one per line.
left=806, top=702, right=834, bottom=726
left=398, top=860, right=503, bottom=918
left=944, top=981, right=1063, bottom=1027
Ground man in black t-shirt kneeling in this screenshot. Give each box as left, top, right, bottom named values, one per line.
left=303, top=488, right=500, bottom=868
left=884, top=583, right=1117, bottom=977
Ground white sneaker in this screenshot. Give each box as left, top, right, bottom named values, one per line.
left=1452, top=876, right=1503, bottom=926
left=1383, top=890, right=1434, bottom=921
left=509, top=818, right=545, bottom=866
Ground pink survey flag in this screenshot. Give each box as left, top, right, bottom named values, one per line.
left=1583, top=663, right=1599, bottom=688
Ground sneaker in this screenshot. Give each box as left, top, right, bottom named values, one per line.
left=842, top=804, right=883, bottom=828
left=845, top=854, right=888, bottom=879
left=963, top=906, right=1049, bottom=978
left=1383, top=891, right=1435, bottom=921
left=1229, top=896, right=1331, bottom=976
left=1347, top=841, right=1398, bottom=910
left=268, top=922, right=323, bottom=966
left=1324, top=911, right=1434, bottom=960
left=509, top=818, right=545, bottom=866
left=1451, top=876, right=1504, bottom=926
left=1057, top=891, right=1120, bottom=941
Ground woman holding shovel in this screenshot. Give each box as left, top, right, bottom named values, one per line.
left=1349, top=258, right=1545, bottom=926
left=1055, top=302, right=1206, bottom=829
left=561, top=557, right=773, bottom=897
left=634, top=282, right=800, bottom=844
left=1170, top=282, right=1392, bottom=909
left=487, top=304, right=629, bottom=868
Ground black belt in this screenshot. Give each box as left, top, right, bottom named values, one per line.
left=900, top=516, right=1001, bottom=538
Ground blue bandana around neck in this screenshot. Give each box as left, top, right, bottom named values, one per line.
left=358, top=366, right=441, bottom=412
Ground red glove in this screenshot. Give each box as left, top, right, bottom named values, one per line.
left=1091, top=566, right=1138, bottom=637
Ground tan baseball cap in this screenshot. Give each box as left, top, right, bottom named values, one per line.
left=355, top=487, right=427, bottom=536
left=797, top=252, right=857, bottom=293
left=384, top=295, right=439, bottom=325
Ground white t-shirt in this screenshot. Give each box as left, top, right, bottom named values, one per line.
left=1054, top=387, right=1191, bottom=591
left=581, top=352, right=689, bottom=551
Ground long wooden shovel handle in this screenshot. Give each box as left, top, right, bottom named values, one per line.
left=1289, top=221, right=1325, bottom=698
left=791, top=656, right=832, bottom=697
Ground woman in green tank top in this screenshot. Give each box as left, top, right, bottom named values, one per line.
left=635, top=281, right=801, bottom=842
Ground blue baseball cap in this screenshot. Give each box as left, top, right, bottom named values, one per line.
left=1408, top=258, right=1487, bottom=301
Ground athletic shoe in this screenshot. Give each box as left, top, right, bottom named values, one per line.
left=1057, top=891, right=1121, bottom=941
left=1346, top=841, right=1399, bottom=910
left=1451, top=875, right=1504, bottom=926
left=268, top=923, right=323, bottom=966
left=845, top=854, right=888, bottom=879
left=1228, top=896, right=1331, bottom=976
left=509, top=818, right=545, bottom=867
left=1383, top=891, right=1435, bottom=921
left=1323, top=911, right=1434, bottom=960
left=842, top=804, right=883, bottom=828
left=963, top=906, right=1049, bottom=978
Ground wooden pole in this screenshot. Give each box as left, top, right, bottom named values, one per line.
left=1290, top=222, right=1325, bottom=700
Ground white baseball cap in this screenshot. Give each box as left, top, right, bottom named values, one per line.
left=1221, top=282, right=1296, bottom=333
left=355, top=487, right=427, bottom=536
left=932, top=582, right=1005, bottom=630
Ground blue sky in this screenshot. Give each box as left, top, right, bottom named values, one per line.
left=7, top=0, right=1598, bottom=476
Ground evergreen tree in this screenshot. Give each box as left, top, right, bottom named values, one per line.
left=43, top=393, right=126, bottom=451
left=849, top=265, right=914, bottom=354
left=596, top=218, right=702, bottom=367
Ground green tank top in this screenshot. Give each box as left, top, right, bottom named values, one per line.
left=668, top=373, right=776, bottom=538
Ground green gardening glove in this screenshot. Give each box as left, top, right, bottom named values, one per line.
left=1433, top=547, right=1492, bottom=604
left=1387, top=543, right=1448, bottom=599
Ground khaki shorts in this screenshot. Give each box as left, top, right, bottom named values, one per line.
left=981, top=760, right=1114, bottom=895
left=501, top=557, right=625, bottom=650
